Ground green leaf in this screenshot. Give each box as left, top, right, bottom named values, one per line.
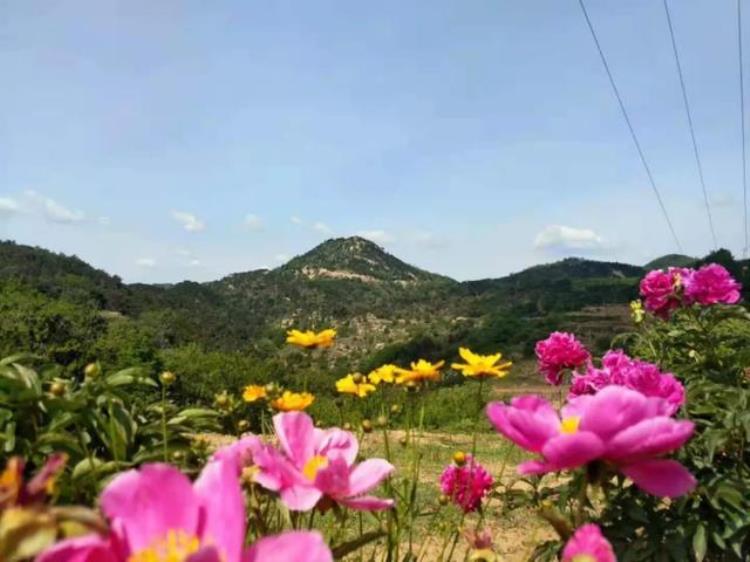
left=692, top=525, right=706, bottom=562
left=105, top=368, right=158, bottom=388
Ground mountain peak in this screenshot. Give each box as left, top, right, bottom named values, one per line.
left=279, top=236, right=451, bottom=284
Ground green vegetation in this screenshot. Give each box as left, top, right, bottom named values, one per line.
left=1, top=236, right=747, bottom=421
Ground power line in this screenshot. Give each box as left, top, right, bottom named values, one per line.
left=663, top=0, right=718, bottom=249
left=739, top=0, right=748, bottom=257
left=577, top=0, right=683, bottom=253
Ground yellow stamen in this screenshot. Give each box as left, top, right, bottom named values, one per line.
left=128, top=530, right=201, bottom=562
left=571, top=555, right=597, bottom=562
left=560, top=416, right=581, bottom=435
left=302, top=455, right=329, bottom=481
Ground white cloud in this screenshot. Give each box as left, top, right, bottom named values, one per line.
left=176, top=248, right=192, bottom=257
left=290, top=216, right=303, bottom=225
left=0, top=197, right=19, bottom=216
left=274, top=253, right=289, bottom=262
left=135, top=257, right=157, bottom=268
left=534, top=224, right=605, bottom=251
left=25, top=190, right=85, bottom=223
left=97, top=216, right=111, bottom=226
left=171, top=210, right=205, bottom=232
left=244, top=213, right=264, bottom=231
left=188, top=259, right=202, bottom=267
left=357, top=229, right=395, bottom=244
left=313, top=221, right=333, bottom=235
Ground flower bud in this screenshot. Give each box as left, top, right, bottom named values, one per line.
left=50, top=381, right=66, bottom=397
left=343, top=422, right=352, bottom=431
left=159, top=371, right=176, bottom=386
left=237, top=420, right=250, bottom=432
left=398, top=436, right=408, bottom=447
left=390, top=404, right=401, bottom=415
left=361, top=419, right=373, bottom=434
left=171, top=451, right=185, bottom=462
left=376, top=415, right=388, bottom=428
left=83, top=362, right=101, bottom=380
left=438, top=494, right=449, bottom=506
left=453, top=451, right=467, bottom=466
left=352, top=373, right=364, bottom=384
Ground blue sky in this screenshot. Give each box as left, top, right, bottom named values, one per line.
left=1, top=1, right=747, bottom=282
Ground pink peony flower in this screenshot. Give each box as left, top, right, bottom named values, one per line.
left=535, top=332, right=591, bottom=385
left=234, top=412, right=395, bottom=512
left=562, top=524, right=616, bottom=562
left=37, top=458, right=333, bottom=562
left=486, top=386, right=696, bottom=497
left=439, top=454, right=493, bottom=513
left=569, top=350, right=685, bottom=415
left=683, top=263, right=742, bottom=306
left=639, top=267, right=690, bottom=318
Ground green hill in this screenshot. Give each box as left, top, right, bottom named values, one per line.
left=644, top=254, right=697, bottom=270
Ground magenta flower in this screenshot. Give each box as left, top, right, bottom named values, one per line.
left=684, top=263, right=742, bottom=306
left=37, top=458, right=333, bottom=562
left=246, top=412, right=394, bottom=512
left=562, top=524, right=616, bottom=562
left=535, top=332, right=591, bottom=385
left=569, top=350, right=685, bottom=415
left=439, top=454, right=493, bottom=513
left=639, top=267, right=690, bottom=318
left=486, top=386, right=696, bottom=497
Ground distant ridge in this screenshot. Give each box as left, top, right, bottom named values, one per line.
left=643, top=254, right=697, bottom=270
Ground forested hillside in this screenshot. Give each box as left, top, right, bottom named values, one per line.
left=2, top=236, right=743, bottom=407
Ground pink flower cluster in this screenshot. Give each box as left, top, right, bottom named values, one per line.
left=640, top=263, right=741, bottom=318
left=218, top=411, right=395, bottom=512
left=39, top=456, right=332, bottom=562
left=569, top=350, right=685, bottom=415
left=535, top=332, right=591, bottom=385
left=562, top=524, right=616, bottom=562
left=439, top=454, right=494, bottom=513
left=487, top=386, right=696, bottom=498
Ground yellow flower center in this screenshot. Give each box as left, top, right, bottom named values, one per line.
left=560, top=416, right=581, bottom=435
left=128, top=530, right=201, bottom=562
left=302, top=455, right=329, bottom=481
left=571, top=556, right=597, bottom=562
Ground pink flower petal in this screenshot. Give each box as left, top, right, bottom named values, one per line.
left=314, top=457, right=351, bottom=498
left=36, top=534, right=118, bottom=562
left=245, top=532, right=332, bottom=562
left=541, top=432, right=605, bottom=470
left=314, top=428, right=358, bottom=465
left=622, top=459, right=697, bottom=497
left=346, top=459, right=394, bottom=496
left=579, top=386, right=658, bottom=441
left=100, top=463, right=200, bottom=553
left=186, top=546, right=224, bottom=562
left=606, top=418, right=694, bottom=462
left=279, top=483, right=323, bottom=511
left=274, top=412, right=315, bottom=468
left=517, top=459, right=553, bottom=475
left=194, top=458, right=245, bottom=562
left=486, top=399, right=560, bottom=453
left=339, top=495, right=395, bottom=511
left=562, top=524, right=616, bottom=562
left=212, top=435, right=263, bottom=472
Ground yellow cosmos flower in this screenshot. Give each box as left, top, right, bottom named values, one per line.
left=336, top=374, right=377, bottom=398
left=286, top=328, right=336, bottom=349
left=368, top=364, right=398, bottom=385
left=395, top=359, right=445, bottom=384
left=242, top=384, right=267, bottom=403
left=271, top=391, right=315, bottom=412
left=451, top=347, right=512, bottom=379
